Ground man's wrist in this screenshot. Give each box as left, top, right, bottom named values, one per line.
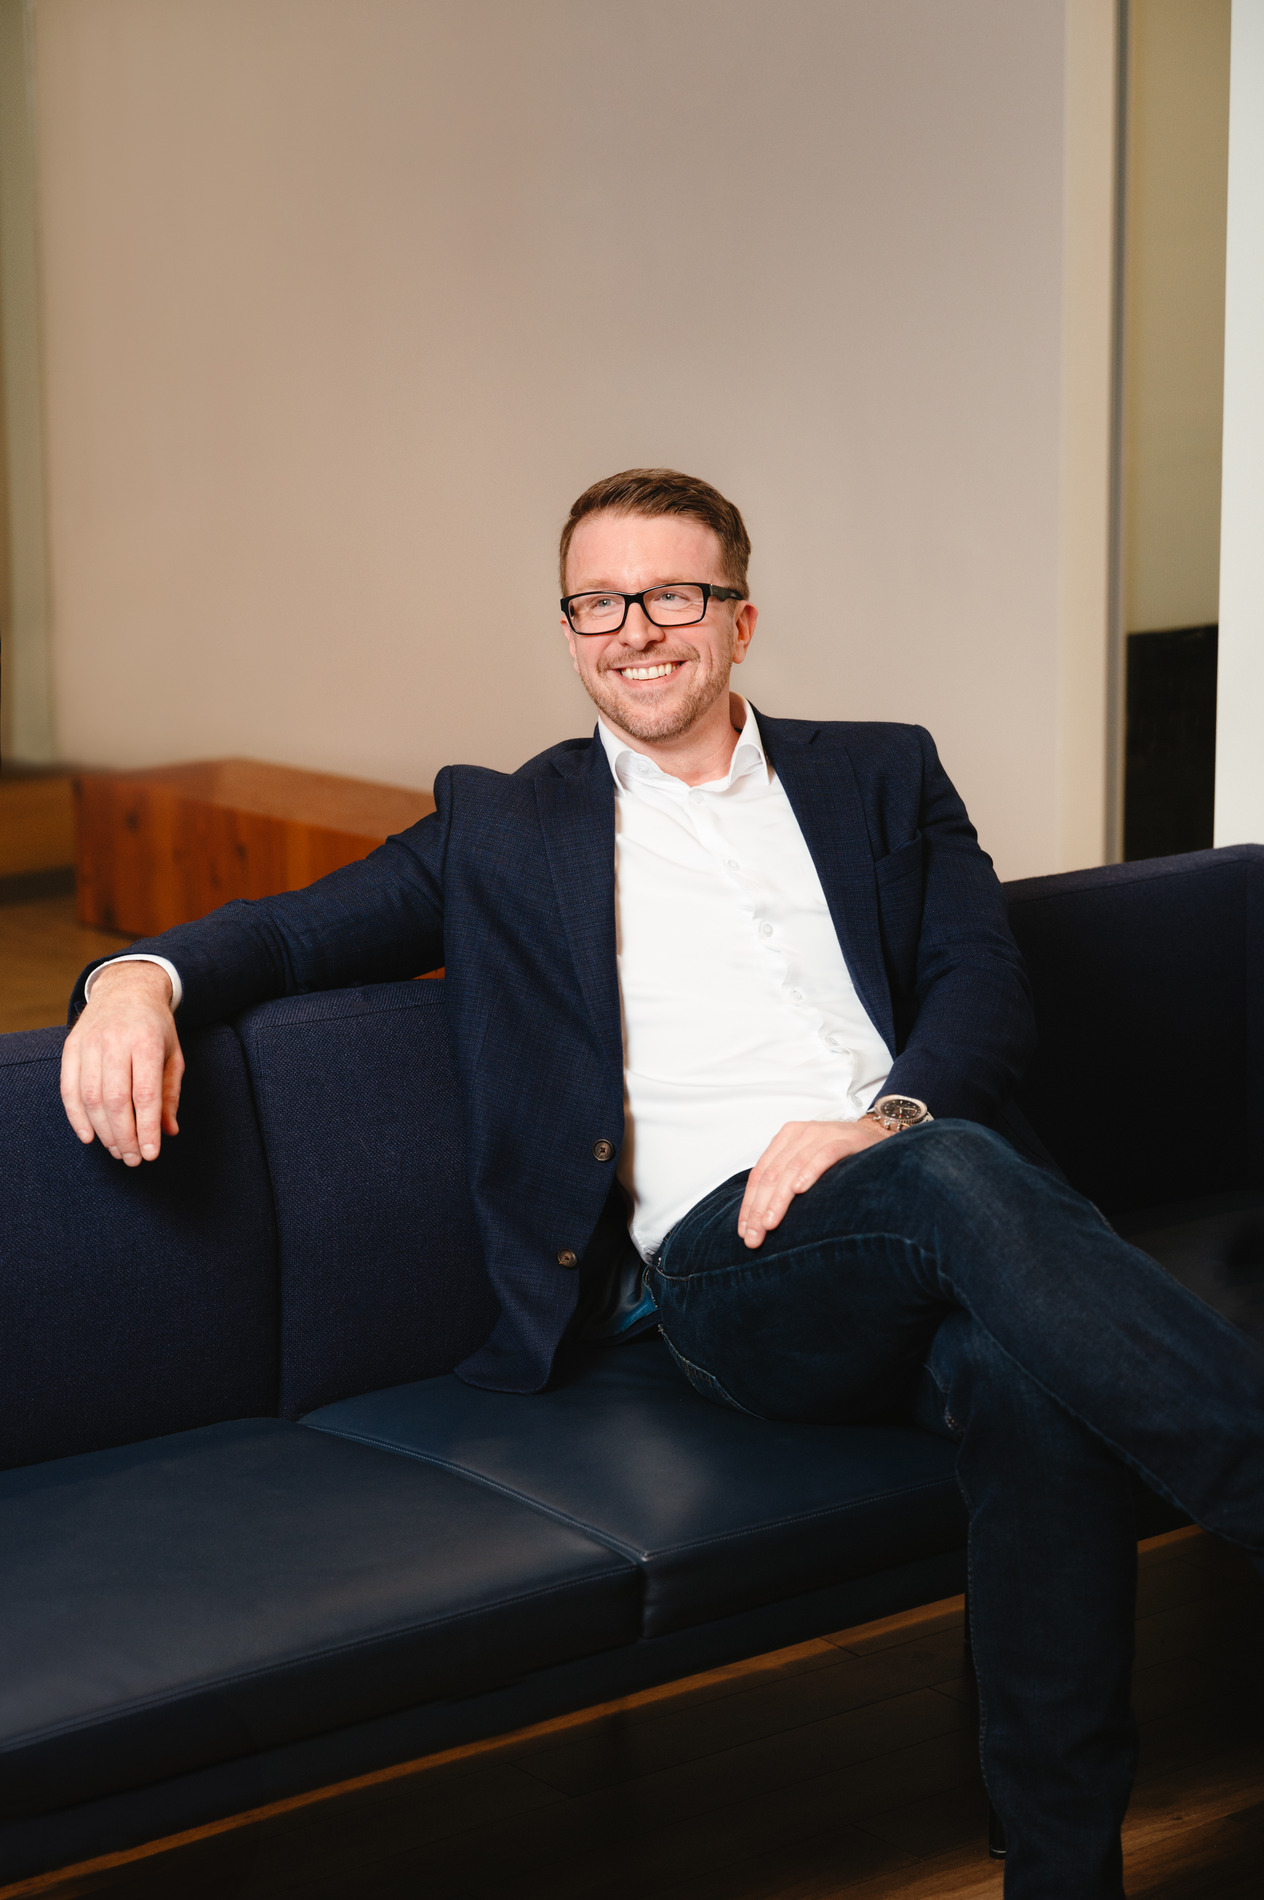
left=84, top=955, right=180, bottom=1010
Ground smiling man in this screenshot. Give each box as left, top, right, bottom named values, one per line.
left=62, top=468, right=1264, bottom=1900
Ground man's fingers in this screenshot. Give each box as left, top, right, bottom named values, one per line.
left=739, top=1130, right=818, bottom=1243
left=161, top=1046, right=184, bottom=1140
left=737, top=1125, right=803, bottom=1233
left=746, top=1143, right=820, bottom=1241
left=740, top=1125, right=861, bottom=1247
left=58, top=1038, right=95, bottom=1145
left=101, top=1043, right=143, bottom=1164
left=132, top=1050, right=166, bottom=1161
left=76, top=1038, right=121, bottom=1156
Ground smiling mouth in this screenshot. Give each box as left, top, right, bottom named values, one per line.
left=612, top=660, right=684, bottom=682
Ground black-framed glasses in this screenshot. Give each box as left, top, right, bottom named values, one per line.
left=561, top=581, right=745, bottom=635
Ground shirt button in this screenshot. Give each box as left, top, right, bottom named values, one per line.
left=790, top=988, right=804, bottom=1003
left=557, top=1249, right=579, bottom=1269
left=689, top=790, right=704, bottom=806
left=592, top=1138, right=615, bottom=1162
left=758, top=921, right=773, bottom=938
left=634, top=757, right=652, bottom=775
left=726, top=858, right=741, bottom=871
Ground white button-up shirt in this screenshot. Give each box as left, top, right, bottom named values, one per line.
left=598, top=700, right=892, bottom=1260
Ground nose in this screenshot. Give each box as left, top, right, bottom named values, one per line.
left=620, top=602, right=665, bottom=649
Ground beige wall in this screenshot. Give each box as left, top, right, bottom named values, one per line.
left=31, top=0, right=1113, bottom=881
left=1214, top=0, right=1264, bottom=846
left=0, top=0, right=55, bottom=762
left=1122, top=0, right=1231, bottom=634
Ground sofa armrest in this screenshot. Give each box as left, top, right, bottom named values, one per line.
left=1003, top=845, right=1264, bottom=1215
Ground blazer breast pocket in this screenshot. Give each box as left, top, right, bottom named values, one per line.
left=874, top=831, right=924, bottom=887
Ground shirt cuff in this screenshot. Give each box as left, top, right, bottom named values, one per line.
left=83, top=954, right=183, bottom=1011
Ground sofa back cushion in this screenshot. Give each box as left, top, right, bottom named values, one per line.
left=234, top=982, right=498, bottom=1416
left=0, top=1025, right=278, bottom=1470
left=1005, top=845, right=1263, bottom=1215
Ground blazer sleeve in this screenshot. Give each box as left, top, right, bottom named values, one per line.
left=880, top=728, right=1036, bottom=1122
left=69, top=767, right=453, bottom=1029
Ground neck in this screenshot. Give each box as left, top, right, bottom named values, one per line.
left=601, top=691, right=746, bottom=787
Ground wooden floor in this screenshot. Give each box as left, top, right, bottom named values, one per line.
left=7, top=1530, right=1261, bottom=1900
left=0, top=893, right=131, bottom=1033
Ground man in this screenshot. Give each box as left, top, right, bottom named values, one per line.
left=62, top=469, right=1263, bottom=1899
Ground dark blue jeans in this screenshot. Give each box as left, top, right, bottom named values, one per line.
left=647, top=1120, right=1264, bottom=1900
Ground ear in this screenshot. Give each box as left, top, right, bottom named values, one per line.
left=730, top=600, right=758, bottom=665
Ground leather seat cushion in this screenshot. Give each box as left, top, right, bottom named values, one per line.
left=304, top=1336, right=966, bottom=1639
left=0, top=1419, right=639, bottom=1819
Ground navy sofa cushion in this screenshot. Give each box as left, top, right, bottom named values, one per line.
left=303, top=1334, right=966, bottom=1640
left=235, top=983, right=498, bottom=1417
left=0, top=1418, right=640, bottom=1819
left=1117, top=1189, right=1264, bottom=1341
left=1005, top=847, right=1264, bottom=1215
left=0, top=1025, right=277, bottom=1471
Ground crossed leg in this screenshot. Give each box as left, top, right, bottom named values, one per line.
left=650, top=1121, right=1264, bottom=1898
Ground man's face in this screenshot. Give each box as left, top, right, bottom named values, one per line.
left=561, top=511, right=755, bottom=744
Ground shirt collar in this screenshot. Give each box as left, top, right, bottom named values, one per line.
left=597, top=697, right=768, bottom=794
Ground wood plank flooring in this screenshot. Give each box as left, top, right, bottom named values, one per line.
left=0, top=893, right=130, bottom=1033
left=10, top=1529, right=1261, bottom=1900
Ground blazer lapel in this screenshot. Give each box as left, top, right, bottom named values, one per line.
left=535, top=734, right=623, bottom=1074
left=759, top=713, right=896, bottom=1054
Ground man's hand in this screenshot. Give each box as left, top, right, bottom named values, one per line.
left=60, top=963, right=184, bottom=1166
left=738, top=1117, right=895, bottom=1249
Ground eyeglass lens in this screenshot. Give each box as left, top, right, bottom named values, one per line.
left=569, top=584, right=707, bottom=633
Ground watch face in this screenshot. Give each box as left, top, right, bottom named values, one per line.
left=880, top=1096, right=925, bottom=1126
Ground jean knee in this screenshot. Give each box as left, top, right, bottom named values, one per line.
left=927, top=1311, right=1053, bottom=1434
left=897, top=1117, right=1024, bottom=1196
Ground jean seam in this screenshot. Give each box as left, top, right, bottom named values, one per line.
left=659, top=1334, right=765, bottom=1418
left=654, top=1229, right=929, bottom=1284
left=956, top=1460, right=994, bottom=1807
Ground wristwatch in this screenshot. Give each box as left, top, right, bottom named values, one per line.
left=864, top=1094, right=933, bottom=1133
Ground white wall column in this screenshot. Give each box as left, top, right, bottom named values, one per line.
left=1214, top=0, right=1264, bottom=844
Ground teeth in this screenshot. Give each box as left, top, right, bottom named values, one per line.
left=621, top=663, right=677, bottom=680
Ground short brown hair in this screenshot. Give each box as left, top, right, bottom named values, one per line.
left=559, top=468, right=751, bottom=594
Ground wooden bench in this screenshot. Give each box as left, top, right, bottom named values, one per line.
left=74, top=759, right=436, bottom=938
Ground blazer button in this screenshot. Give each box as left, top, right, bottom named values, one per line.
left=592, top=1138, right=615, bottom=1162
left=557, top=1249, right=579, bottom=1269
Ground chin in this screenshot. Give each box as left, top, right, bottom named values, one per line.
left=590, top=672, right=725, bottom=744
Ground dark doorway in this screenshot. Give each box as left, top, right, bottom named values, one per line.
left=1123, top=625, right=1218, bottom=862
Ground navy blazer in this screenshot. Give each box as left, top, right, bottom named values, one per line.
left=73, top=714, right=1035, bottom=1393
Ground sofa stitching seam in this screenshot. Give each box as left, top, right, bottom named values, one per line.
left=300, top=1422, right=957, bottom=1561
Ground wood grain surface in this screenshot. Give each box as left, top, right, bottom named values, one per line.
left=74, top=760, right=435, bottom=936
left=0, top=774, right=76, bottom=879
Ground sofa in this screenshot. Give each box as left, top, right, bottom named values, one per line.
left=2, top=844, right=1260, bottom=1885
